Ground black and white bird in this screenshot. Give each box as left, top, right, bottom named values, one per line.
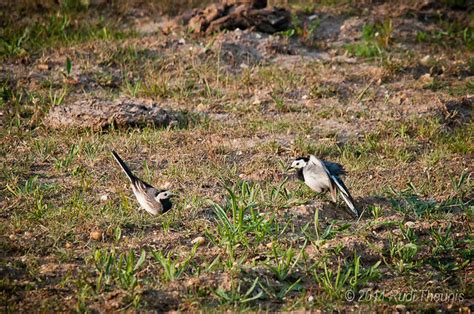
left=112, top=151, right=173, bottom=215
left=290, top=155, right=360, bottom=218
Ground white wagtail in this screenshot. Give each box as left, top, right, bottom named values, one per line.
left=289, top=155, right=360, bottom=218
left=112, top=151, right=174, bottom=215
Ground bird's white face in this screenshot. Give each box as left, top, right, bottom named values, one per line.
left=290, top=159, right=308, bottom=169
left=156, top=191, right=173, bottom=200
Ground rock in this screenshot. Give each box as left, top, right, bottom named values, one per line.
left=100, top=194, right=109, bottom=202
left=392, top=228, right=402, bottom=236
left=45, top=97, right=184, bottom=131
left=90, top=230, right=103, bottom=241
left=37, top=63, right=49, bottom=71
left=419, top=73, right=433, bottom=84
left=191, top=236, right=206, bottom=246
left=395, top=304, right=406, bottom=313
left=419, top=54, right=433, bottom=66
left=196, top=103, right=207, bottom=111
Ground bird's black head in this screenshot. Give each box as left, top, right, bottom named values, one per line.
left=155, top=190, right=174, bottom=213
left=290, top=156, right=309, bottom=169
left=296, top=156, right=309, bottom=162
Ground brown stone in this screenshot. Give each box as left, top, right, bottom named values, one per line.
left=90, top=230, right=102, bottom=241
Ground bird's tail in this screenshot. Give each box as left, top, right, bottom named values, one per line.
left=112, top=151, right=136, bottom=183
left=331, top=175, right=360, bottom=218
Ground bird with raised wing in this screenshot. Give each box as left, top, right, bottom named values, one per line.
left=289, top=155, right=359, bottom=218
left=112, top=151, right=174, bottom=215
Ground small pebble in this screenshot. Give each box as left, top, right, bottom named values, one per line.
left=419, top=54, right=432, bottom=66
left=100, top=194, right=108, bottom=202
left=37, top=63, right=49, bottom=71
left=90, top=230, right=102, bottom=241
left=395, top=304, right=406, bottom=313
left=191, top=236, right=206, bottom=246
left=196, top=103, right=207, bottom=111
left=419, top=73, right=433, bottom=84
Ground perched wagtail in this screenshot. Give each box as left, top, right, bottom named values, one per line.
left=289, top=155, right=359, bottom=218
left=112, top=151, right=174, bottom=215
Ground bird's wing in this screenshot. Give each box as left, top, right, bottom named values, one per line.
left=323, top=160, right=347, bottom=176
left=320, top=162, right=359, bottom=218
left=132, top=180, right=161, bottom=215
left=134, top=179, right=157, bottom=195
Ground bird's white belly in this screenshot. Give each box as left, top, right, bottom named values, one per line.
left=305, top=175, right=330, bottom=193
left=132, top=188, right=159, bottom=215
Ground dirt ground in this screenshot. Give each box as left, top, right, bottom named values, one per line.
left=0, top=0, right=473, bottom=312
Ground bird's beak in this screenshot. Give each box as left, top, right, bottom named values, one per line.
left=169, top=192, right=178, bottom=198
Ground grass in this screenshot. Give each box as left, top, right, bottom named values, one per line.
left=0, top=0, right=472, bottom=312
left=0, top=13, right=133, bottom=59
left=313, top=255, right=381, bottom=301
left=345, top=20, right=393, bottom=59
left=151, top=244, right=198, bottom=282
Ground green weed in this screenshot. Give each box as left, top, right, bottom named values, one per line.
left=214, top=277, right=263, bottom=306
left=93, top=248, right=146, bottom=293
left=313, top=255, right=380, bottom=300
left=151, top=245, right=198, bottom=282
left=265, top=244, right=304, bottom=281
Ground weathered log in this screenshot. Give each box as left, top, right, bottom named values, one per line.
left=171, top=0, right=290, bottom=34
left=207, top=6, right=290, bottom=34
left=223, top=0, right=267, bottom=9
